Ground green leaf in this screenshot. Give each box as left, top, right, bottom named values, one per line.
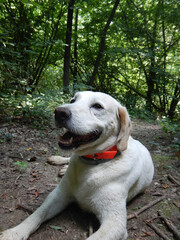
left=49, top=225, right=64, bottom=231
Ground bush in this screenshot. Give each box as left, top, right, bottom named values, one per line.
left=0, top=89, right=71, bottom=128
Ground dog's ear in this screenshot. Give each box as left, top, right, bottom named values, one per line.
left=116, top=106, right=131, bottom=151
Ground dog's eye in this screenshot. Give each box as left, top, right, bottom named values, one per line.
left=70, top=98, right=76, bottom=104
left=92, top=103, right=104, bottom=110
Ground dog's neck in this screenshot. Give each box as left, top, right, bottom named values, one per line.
left=81, top=146, right=120, bottom=165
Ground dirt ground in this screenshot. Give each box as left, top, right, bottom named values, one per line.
left=0, top=119, right=179, bottom=240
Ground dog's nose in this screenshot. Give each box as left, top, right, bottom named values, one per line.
left=54, top=107, right=71, bottom=124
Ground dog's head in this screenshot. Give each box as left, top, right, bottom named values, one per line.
left=55, top=91, right=131, bottom=156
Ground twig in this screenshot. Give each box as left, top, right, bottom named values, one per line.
left=46, top=184, right=58, bottom=187
left=15, top=175, right=22, bottom=185
left=173, top=200, right=180, bottom=209
left=158, top=210, right=180, bottom=240
left=16, top=203, right=33, bottom=214
left=127, top=196, right=165, bottom=220
left=145, top=220, right=171, bottom=240
left=167, top=174, right=180, bottom=187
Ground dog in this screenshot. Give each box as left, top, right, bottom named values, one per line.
left=0, top=91, right=154, bottom=240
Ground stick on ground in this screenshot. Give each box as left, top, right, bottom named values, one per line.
left=167, top=174, right=180, bottom=187
left=127, top=196, right=165, bottom=220
left=16, top=203, right=33, bottom=214
left=146, top=220, right=171, bottom=240
left=158, top=210, right=180, bottom=240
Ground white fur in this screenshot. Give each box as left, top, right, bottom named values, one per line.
left=0, top=91, right=154, bottom=240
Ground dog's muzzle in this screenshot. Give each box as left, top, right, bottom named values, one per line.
left=54, top=107, right=102, bottom=150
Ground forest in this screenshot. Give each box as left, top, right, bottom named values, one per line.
left=0, top=0, right=179, bottom=123
left=0, top=1, right=180, bottom=240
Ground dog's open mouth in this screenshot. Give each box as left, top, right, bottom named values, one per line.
left=58, top=128, right=101, bottom=149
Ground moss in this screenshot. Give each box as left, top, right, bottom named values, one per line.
left=152, top=154, right=176, bottom=171
left=154, top=199, right=177, bottom=218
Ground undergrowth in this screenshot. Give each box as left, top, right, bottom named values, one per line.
left=0, top=89, right=71, bottom=128
left=0, top=88, right=179, bottom=148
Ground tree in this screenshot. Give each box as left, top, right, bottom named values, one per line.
left=0, top=0, right=179, bottom=118
left=0, top=0, right=65, bottom=94
left=89, top=0, right=120, bottom=86
left=63, top=0, right=75, bottom=93
left=72, top=8, right=79, bottom=92
left=105, top=0, right=180, bottom=117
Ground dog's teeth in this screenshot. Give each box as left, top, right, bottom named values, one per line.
left=69, top=137, right=73, bottom=144
left=59, top=127, right=68, bottom=136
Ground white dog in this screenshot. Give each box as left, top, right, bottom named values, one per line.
left=0, top=91, right=154, bottom=240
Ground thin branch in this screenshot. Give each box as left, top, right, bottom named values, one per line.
left=113, top=74, right=162, bottom=111
left=129, top=0, right=160, bottom=42
left=127, top=196, right=165, bottom=220
left=16, top=203, right=33, bottom=214
left=119, top=4, right=149, bottom=82
left=112, top=75, right=146, bottom=98
left=158, top=210, right=180, bottom=240
left=31, top=3, right=65, bottom=91
left=167, top=174, right=180, bottom=187
left=146, top=220, right=171, bottom=240
left=89, top=0, right=120, bottom=85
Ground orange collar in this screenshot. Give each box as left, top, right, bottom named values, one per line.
left=81, top=146, right=120, bottom=165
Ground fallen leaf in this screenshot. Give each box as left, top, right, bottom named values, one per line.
left=176, top=150, right=180, bottom=158
left=26, top=148, right=32, bottom=151
left=141, top=232, right=153, bottom=237
left=35, top=190, right=39, bottom=198
left=163, top=184, right=169, bottom=189
left=49, top=225, right=64, bottom=231
left=27, top=187, right=36, bottom=191
left=1, top=194, right=6, bottom=198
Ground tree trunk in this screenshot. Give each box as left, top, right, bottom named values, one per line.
left=168, top=78, right=180, bottom=119
left=73, top=8, right=78, bottom=93
left=89, top=0, right=120, bottom=86
left=30, top=5, right=64, bottom=93
left=161, top=0, right=167, bottom=113
left=146, top=56, right=155, bottom=111
left=63, top=0, right=75, bottom=93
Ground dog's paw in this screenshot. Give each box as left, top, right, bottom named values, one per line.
left=47, top=156, right=70, bottom=166
left=0, top=228, right=28, bottom=240
left=58, top=165, right=68, bottom=177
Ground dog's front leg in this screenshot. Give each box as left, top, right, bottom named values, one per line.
left=87, top=201, right=128, bottom=240
left=87, top=218, right=127, bottom=240
left=0, top=179, right=72, bottom=240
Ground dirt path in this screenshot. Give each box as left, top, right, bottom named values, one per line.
left=0, top=120, right=179, bottom=240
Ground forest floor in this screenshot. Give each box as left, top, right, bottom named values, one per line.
left=0, top=119, right=179, bottom=240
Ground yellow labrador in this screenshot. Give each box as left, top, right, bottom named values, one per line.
left=0, top=91, right=154, bottom=240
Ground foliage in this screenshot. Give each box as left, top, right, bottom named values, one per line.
left=159, top=118, right=180, bottom=135
left=0, top=83, right=92, bottom=128
left=0, top=0, right=65, bottom=94
left=0, top=0, right=179, bottom=121
left=159, top=118, right=180, bottom=151
left=14, top=161, right=27, bottom=170
left=0, top=131, right=13, bottom=143
left=0, top=89, right=69, bottom=128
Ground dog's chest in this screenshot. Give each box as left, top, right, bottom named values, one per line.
left=67, top=160, right=119, bottom=211
left=69, top=162, right=105, bottom=192
left=73, top=172, right=107, bottom=212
